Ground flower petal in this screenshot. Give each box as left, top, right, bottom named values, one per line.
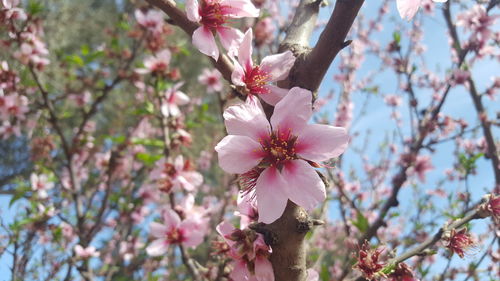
left=180, top=220, right=204, bottom=247
left=217, top=27, right=243, bottom=57
left=223, top=97, right=270, bottom=139
left=174, top=91, right=190, bottom=105
left=255, top=256, right=275, bottom=281
left=270, top=87, right=312, bottom=134
left=260, top=85, right=289, bottom=106
left=150, top=222, right=168, bottom=238
left=295, top=124, right=349, bottom=162
left=192, top=26, right=219, bottom=60
left=281, top=160, right=325, bottom=211
left=231, top=59, right=246, bottom=86
left=163, top=208, right=181, bottom=229
left=146, top=239, right=169, bottom=256
left=216, top=221, right=237, bottom=246
left=186, top=0, right=201, bottom=22
left=238, top=29, right=254, bottom=72
left=221, top=0, right=260, bottom=18
left=215, top=135, right=264, bottom=174
left=230, top=260, right=251, bottom=281
left=260, top=50, right=296, bottom=82
left=396, top=0, right=421, bottom=21
left=256, top=167, right=288, bottom=224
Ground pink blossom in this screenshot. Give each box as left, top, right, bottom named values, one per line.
left=353, top=241, right=386, bottom=280
left=442, top=228, right=475, bottom=258
left=384, top=94, right=402, bottom=107
left=235, top=191, right=258, bottom=229
left=146, top=209, right=204, bottom=256
left=135, top=9, right=164, bottom=33
left=1, top=0, right=27, bottom=21
left=232, top=29, right=295, bottom=105
left=0, top=121, right=21, bottom=139
left=254, top=17, right=275, bottom=46
left=216, top=221, right=274, bottom=281
left=74, top=245, right=100, bottom=259
left=215, top=88, right=349, bottom=223
left=150, top=155, right=203, bottom=193
left=160, top=82, right=190, bottom=117
left=30, top=173, right=54, bottom=199
left=198, top=68, right=223, bottom=93
left=135, top=49, right=171, bottom=75
left=396, top=0, right=447, bottom=21
left=186, top=0, right=260, bottom=60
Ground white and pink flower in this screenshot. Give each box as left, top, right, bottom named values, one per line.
left=135, top=9, right=164, bottom=34
left=396, top=0, right=447, bottom=21
left=150, top=155, right=203, bottom=192
left=186, top=0, right=260, bottom=60
left=74, top=245, right=100, bottom=259
left=198, top=68, right=223, bottom=93
left=30, top=173, right=54, bottom=199
left=146, top=209, right=204, bottom=256
left=136, top=49, right=172, bottom=75
left=160, top=82, right=190, bottom=117
left=215, top=88, right=349, bottom=223
left=232, top=29, right=296, bottom=105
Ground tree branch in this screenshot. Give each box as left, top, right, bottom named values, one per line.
left=288, top=0, right=364, bottom=92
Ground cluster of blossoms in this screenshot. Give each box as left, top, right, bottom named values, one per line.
left=216, top=220, right=273, bottom=280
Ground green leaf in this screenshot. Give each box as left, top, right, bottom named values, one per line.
left=320, top=264, right=330, bottom=281
left=136, top=153, right=162, bottom=166
left=27, top=0, right=44, bottom=15
left=64, top=55, right=85, bottom=67
left=131, top=138, right=164, bottom=147
left=392, top=31, right=401, bottom=44
left=352, top=212, right=369, bottom=233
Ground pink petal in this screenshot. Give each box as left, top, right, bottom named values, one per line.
left=180, top=220, right=204, bottom=247
left=238, top=29, right=254, bottom=72
left=221, top=0, right=260, bottom=18
left=295, top=124, right=349, bottom=162
left=270, top=87, right=312, bottom=135
left=260, top=50, right=296, bottom=82
left=256, top=167, right=289, bottom=224
left=396, top=0, right=421, bottom=21
left=223, top=97, right=270, bottom=139
left=186, top=0, right=201, bottom=22
left=255, top=256, right=275, bottom=281
left=231, top=60, right=246, bottom=86
left=260, top=85, right=289, bottom=106
left=230, top=260, right=251, bottom=281
left=146, top=239, right=169, bottom=256
left=216, top=221, right=237, bottom=246
left=306, top=269, right=319, bottom=281
left=163, top=209, right=181, bottom=229
left=217, top=27, right=243, bottom=57
left=192, top=26, right=219, bottom=60
left=150, top=222, right=168, bottom=238
left=178, top=171, right=203, bottom=191
left=174, top=91, right=190, bottom=105
left=281, top=160, right=325, bottom=211
left=215, top=135, right=264, bottom=174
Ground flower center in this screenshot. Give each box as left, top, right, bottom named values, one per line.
left=199, top=1, right=228, bottom=29
left=167, top=228, right=184, bottom=244
left=260, top=130, right=297, bottom=168
left=243, top=66, right=270, bottom=95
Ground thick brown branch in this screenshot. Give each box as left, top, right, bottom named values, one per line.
left=291, top=0, right=364, bottom=92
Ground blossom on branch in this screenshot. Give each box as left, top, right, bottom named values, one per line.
left=232, top=29, right=296, bottom=105
left=198, top=67, right=223, bottom=93
left=353, top=241, right=386, bottom=280
left=442, top=228, right=475, bottom=258
left=186, top=0, right=260, bottom=60
left=215, top=88, right=349, bottom=223
left=146, top=209, right=204, bottom=256
left=216, top=221, right=274, bottom=281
